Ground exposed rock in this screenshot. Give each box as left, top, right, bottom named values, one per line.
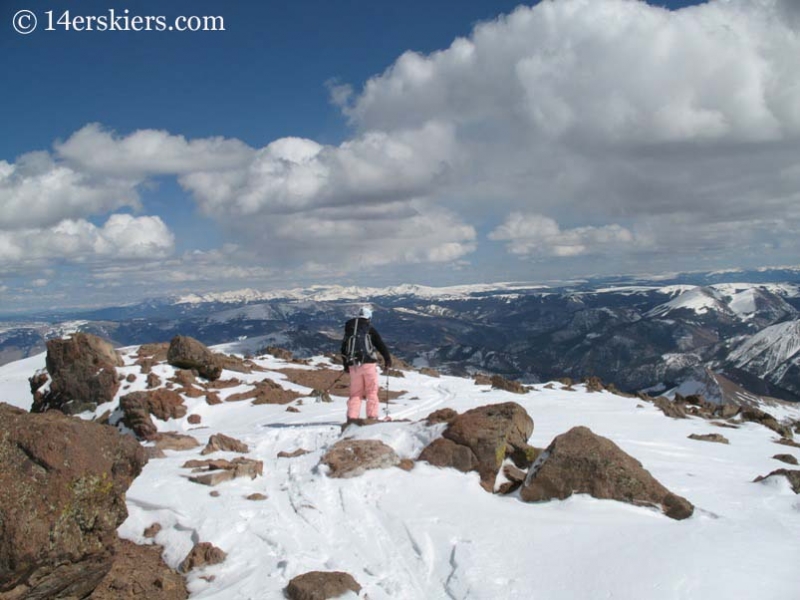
left=773, top=454, right=798, bottom=465
left=497, top=463, right=528, bottom=495
left=245, top=493, right=268, bottom=501
left=178, top=542, right=226, bottom=573
left=491, top=375, right=528, bottom=394
left=147, top=372, right=162, bottom=389
left=651, top=396, right=687, bottom=419
left=89, top=539, right=187, bottom=600
left=0, top=403, right=147, bottom=598
left=753, top=469, right=800, bottom=493
left=118, top=394, right=157, bottom=440
left=398, top=458, right=415, bottom=471
left=226, top=379, right=301, bottom=405
left=582, top=376, right=605, bottom=393
left=152, top=433, right=200, bottom=452
left=171, top=369, right=197, bottom=389
left=184, top=457, right=263, bottom=486
left=688, top=433, right=730, bottom=444
left=278, top=448, right=310, bottom=458
left=264, top=346, right=293, bottom=361
left=775, top=437, right=800, bottom=449
left=188, top=414, right=202, bottom=425
left=144, top=523, right=162, bottom=539
left=30, top=333, right=123, bottom=414
left=419, top=367, right=440, bottom=378
left=425, top=407, right=458, bottom=426
left=421, top=402, right=535, bottom=491
left=418, top=437, right=479, bottom=473
left=284, top=571, right=361, bottom=600
left=167, top=335, right=222, bottom=381
left=321, top=439, right=400, bottom=478
left=205, top=392, right=222, bottom=405
left=473, top=373, right=493, bottom=386
left=125, top=373, right=136, bottom=383
left=137, top=343, right=170, bottom=363
left=201, top=433, right=249, bottom=455
left=286, top=406, right=301, bottom=412
left=520, top=426, right=694, bottom=520
left=739, top=408, right=793, bottom=438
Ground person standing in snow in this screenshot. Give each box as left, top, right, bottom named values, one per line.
left=341, top=306, right=392, bottom=421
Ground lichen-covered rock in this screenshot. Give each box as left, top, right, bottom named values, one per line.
left=167, top=335, right=222, bottom=381
left=419, top=402, right=535, bottom=491
left=30, top=333, right=123, bottom=414
left=284, top=570, right=361, bottom=600
left=0, top=403, right=147, bottom=598
left=520, top=426, right=694, bottom=520
left=321, top=439, right=400, bottom=478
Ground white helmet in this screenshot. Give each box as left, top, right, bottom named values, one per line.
left=358, top=306, right=373, bottom=319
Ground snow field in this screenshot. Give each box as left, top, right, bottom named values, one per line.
left=1, top=349, right=799, bottom=599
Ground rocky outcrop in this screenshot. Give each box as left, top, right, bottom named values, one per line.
left=418, top=402, right=537, bottom=491
left=688, top=433, right=730, bottom=444
left=321, top=439, right=400, bottom=478
left=88, top=539, right=187, bottom=599
left=183, top=457, right=263, bottom=486
left=753, top=469, right=800, bottom=493
left=284, top=571, right=361, bottom=600
left=490, top=374, right=528, bottom=394
left=30, top=333, right=123, bottom=414
left=167, top=335, right=222, bottom=381
left=117, top=390, right=188, bottom=440
left=201, top=433, right=249, bottom=455
left=773, top=454, right=798, bottom=465
left=0, top=403, right=147, bottom=598
left=178, top=542, right=227, bottom=573
left=520, top=426, right=694, bottom=520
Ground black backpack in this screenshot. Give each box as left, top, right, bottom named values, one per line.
left=343, top=318, right=376, bottom=367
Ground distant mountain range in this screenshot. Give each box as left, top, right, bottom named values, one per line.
left=3, top=266, right=800, bottom=402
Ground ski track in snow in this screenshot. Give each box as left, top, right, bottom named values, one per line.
left=2, top=349, right=800, bottom=599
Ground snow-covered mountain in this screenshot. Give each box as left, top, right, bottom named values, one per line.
left=1, top=344, right=798, bottom=599
left=2, top=272, right=800, bottom=403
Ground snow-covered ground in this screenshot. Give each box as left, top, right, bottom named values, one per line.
left=2, top=347, right=799, bottom=600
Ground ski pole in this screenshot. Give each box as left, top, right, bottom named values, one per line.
left=384, top=370, right=390, bottom=419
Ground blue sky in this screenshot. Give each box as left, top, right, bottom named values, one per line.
left=3, top=0, right=800, bottom=312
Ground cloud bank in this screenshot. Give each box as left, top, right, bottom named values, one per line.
left=3, top=0, right=800, bottom=307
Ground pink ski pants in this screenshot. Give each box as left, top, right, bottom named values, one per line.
left=347, top=363, right=380, bottom=419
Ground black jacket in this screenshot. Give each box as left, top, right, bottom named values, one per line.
left=340, top=317, right=392, bottom=368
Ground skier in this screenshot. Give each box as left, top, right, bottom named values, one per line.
left=341, top=306, right=392, bottom=421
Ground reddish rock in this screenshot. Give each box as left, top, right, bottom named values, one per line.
left=773, top=454, right=798, bottom=466
left=321, top=439, right=400, bottom=478
left=201, top=433, right=249, bottom=455
left=147, top=372, right=162, bottom=389
left=753, top=469, right=800, bottom=493
left=188, top=414, right=202, bottom=425
left=246, top=493, right=268, bottom=501
left=520, top=426, right=694, bottom=520
left=278, top=448, right=310, bottom=458
left=89, top=539, right=187, bottom=600
left=31, top=333, right=123, bottom=414
left=184, top=457, right=263, bottom=486
left=418, top=438, right=479, bottom=473
left=425, top=407, right=458, bottom=425
left=688, top=433, right=730, bottom=444
left=152, top=433, right=200, bottom=452
left=167, top=336, right=222, bottom=381
left=178, top=542, right=226, bottom=573
left=0, top=403, right=147, bottom=598
left=285, top=571, right=361, bottom=600
left=434, top=402, right=535, bottom=490
left=144, top=523, right=162, bottom=539
left=491, top=374, right=528, bottom=394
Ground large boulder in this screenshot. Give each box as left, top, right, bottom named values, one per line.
left=418, top=402, right=536, bottom=491
left=167, top=335, right=222, bottom=381
left=30, top=333, right=123, bottom=414
left=321, top=439, right=400, bottom=478
left=520, top=426, right=694, bottom=520
left=284, top=571, right=362, bottom=600
left=0, top=403, right=147, bottom=598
